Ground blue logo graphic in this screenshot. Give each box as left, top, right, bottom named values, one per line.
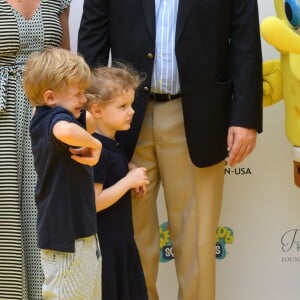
left=216, top=226, right=234, bottom=260
left=159, top=222, right=234, bottom=262
left=160, top=222, right=174, bottom=262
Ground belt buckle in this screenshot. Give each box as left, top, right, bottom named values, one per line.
left=150, top=92, right=181, bottom=102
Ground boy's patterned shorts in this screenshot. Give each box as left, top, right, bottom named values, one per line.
left=40, top=235, right=102, bottom=300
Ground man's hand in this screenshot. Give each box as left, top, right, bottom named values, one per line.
left=227, top=126, right=257, bottom=167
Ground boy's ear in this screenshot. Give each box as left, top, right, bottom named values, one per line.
left=90, top=103, right=103, bottom=117
left=43, top=90, right=56, bottom=107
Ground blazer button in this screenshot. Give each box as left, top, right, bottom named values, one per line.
left=143, top=86, right=150, bottom=92
left=147, top=52, right=154, bottom=59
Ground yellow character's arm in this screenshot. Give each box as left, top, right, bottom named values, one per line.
left=262, top=59, right=282, bottom=107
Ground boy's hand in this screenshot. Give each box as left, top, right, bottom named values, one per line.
left=125, top=167, right=149, bottom=197
left=134, top=185, right=147, bottom=198
left=128, top=161, right=138, bottom=171
left=69, top=146, right=101, bottom=166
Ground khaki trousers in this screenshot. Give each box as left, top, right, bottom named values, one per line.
left=131, top=98, right=224, bottom=300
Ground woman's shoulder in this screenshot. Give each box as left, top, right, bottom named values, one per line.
left=41, top=0, right=71, bottom=13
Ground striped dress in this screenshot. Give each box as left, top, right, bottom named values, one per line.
left=0, top=1, right=71, bottom=299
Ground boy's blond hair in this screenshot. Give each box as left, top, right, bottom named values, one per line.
left=23, top=48, right=91, bottom=106
left=85, top=64, right=143, bottom=108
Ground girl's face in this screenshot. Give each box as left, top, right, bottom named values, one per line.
left=97, top=88, right=135, bottom=138
left=52, top=82, right=87, bottom=119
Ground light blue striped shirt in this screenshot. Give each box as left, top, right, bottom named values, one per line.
left=151, top=0, right=180, bottom=94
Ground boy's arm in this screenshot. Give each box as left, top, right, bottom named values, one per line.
left=94, top=180, right=129, bottom=212
left=53, top=120, right=99, bottom=148
left=53, top=120, right=101, bottom=166
left=95, top=167, right=149, bottom=212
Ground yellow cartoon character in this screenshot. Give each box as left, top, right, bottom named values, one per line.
left=261, top=0, right=300, bottom=187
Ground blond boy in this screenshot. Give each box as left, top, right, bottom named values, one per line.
left=23, top=48, right=102, bottom=300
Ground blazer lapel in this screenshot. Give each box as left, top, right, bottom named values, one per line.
left=140, top=0, right=156, bottom=42
left=176, top=0, right=195, bottom=43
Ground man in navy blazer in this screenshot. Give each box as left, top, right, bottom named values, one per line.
left=78, top=0, right=262, bottom=299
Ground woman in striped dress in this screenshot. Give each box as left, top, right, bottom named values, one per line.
left=0, top=1, right=71, bottom=299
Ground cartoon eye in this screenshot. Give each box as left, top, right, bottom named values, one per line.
left=285, top=0, right=300, bottom=28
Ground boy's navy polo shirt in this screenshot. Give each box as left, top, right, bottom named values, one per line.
left=30, top=106, right=97, bottom=252
left=93, top=133, right=134, bottom=243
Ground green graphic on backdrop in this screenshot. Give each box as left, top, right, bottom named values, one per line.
left=159, top=222, right=234, bottom=262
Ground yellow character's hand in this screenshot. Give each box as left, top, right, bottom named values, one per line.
left=262, top=59, right=282, bottom=107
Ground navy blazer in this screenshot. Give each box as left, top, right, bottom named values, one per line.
left=78, top=0, right=263, bottom=167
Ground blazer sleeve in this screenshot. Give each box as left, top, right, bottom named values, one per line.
left=77, top=0, right=110, bottom=67
left=229, top=0, right=263, bottom=132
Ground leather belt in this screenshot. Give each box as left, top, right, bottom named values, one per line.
left=150, top=92, right=181, bottom=102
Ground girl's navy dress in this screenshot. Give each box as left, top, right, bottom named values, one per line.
left=93, top=133, right=148, bottom=300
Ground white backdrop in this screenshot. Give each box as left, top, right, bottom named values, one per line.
left=70, top=1, right=300, bottom=299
